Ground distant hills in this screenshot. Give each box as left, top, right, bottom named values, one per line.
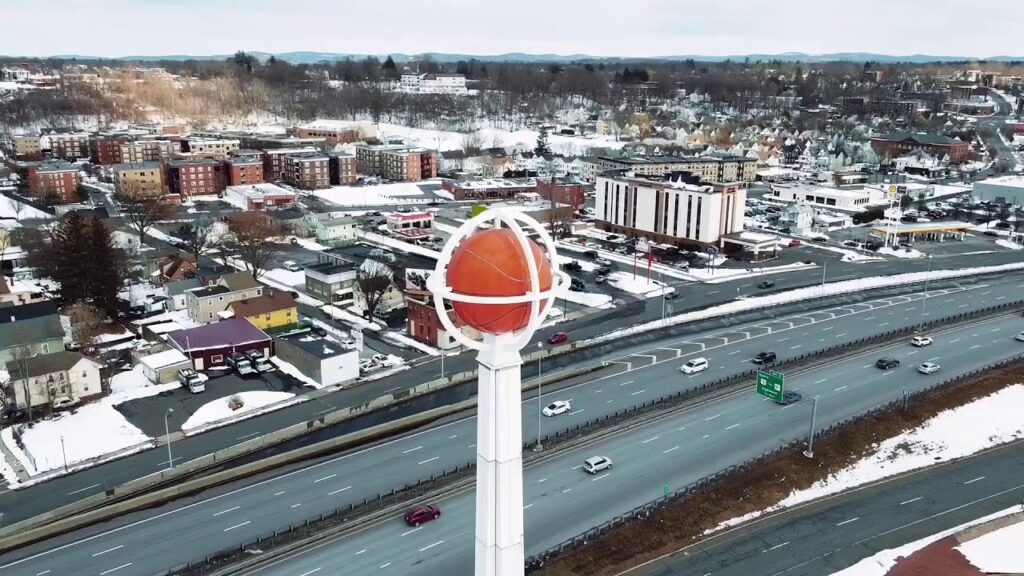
left=40, top=51, right=1024, bottom=64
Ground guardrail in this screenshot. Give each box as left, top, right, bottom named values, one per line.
left=523, top=351, right=1024, bottom=572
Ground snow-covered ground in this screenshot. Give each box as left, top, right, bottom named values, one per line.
left=108, top=366, right=182, bottom=404
left=562, top=290, right=615, bottom=309
left=315, top=180, right=442, bottom=207
left=607, top=271, right=672, bottom=298
left=289, top=237, right=329, bottom=252
left=181, top=391, right=299, bottom=433
left=710, top=384, right=1024, bottom=533
left=381, top=331, right=440, bottom=356
left=697, top=261, right=818, bottom=284
left=799, top=241, right=884, bottom=262
left=1, top=404, right=152, bottom=476
left=878, top=246, right=925, bottom=259
left=376, top=122, right=626, bottom=156
left=831, top=506, right=1022, bottom=576
left=360, top=231, right=441, bottom=259
left=269, top=357, right=322, bottom=389
left=995, top=238, right=1022, bottom=250
left=262, top=267, right=307, bottom=289
left=955, top=520, right=1024, bottom=574
left=0, top=195, right=52, bottom=221
left=321, top=304, right=383, bottom=331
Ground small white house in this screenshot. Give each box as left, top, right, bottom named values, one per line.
left=4, top=351, right=103, bottom=410
left=139, top=349, right=191, bottom=384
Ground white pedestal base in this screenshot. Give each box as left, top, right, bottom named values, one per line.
left=474, top=334, right=525, bottom=576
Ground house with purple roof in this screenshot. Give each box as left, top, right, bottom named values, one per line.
left=167, top=318, right=272, bottom=371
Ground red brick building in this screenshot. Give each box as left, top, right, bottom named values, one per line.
left=168, top=159, right=225, bottom=198
left=871, top=132, right=972, bottom=164
left=91, top=136, right=126, bottom=165
left=405, top=291, right=481, bottom=350
left=328, top=153, right=357, bottom=185
left=30, top=162, right=80, bottom=204
left=283, top=153, right=329, bottom=190
left=536, top=177, right=587, bottom=210
left=227, top=155, right=264, bottom=186
left=262, top=147, right=319, bottom=181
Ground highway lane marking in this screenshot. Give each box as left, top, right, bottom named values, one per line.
left=67, top=483, right=101, bottom=496
left=991, top=328, right=1002, bottom=332
left=729, top=350, right=742, bottom=355
left=313, top=474, right=337, bottom=483
left=223, top=521, right=251, bottom=532
left=419, top=457, right=440, bottom=465
left=906, top=350, right=917, bottom=355
left=927, top=357, right=940, bottom=362
left=34, top=571, right=49, bottom=576
left=314, top=407, right=334, bottom=415
left=762, top=541, right=790, bottom=552
left=969, top=345, right=981, bottom=350
left=402, top=445, right=423, bottom=454
left=878, top=322, right=890, bottom=327
left=835, top=517, right=860, bottom=527
left=677, top=426, right=687, bottom=431
left=236, top=432, right=260, bottom=441
left=91, top=545, right=123, bottom=557
left=777, top=337, right=790, bottom=343
left=212, top=506, right=240, bottom=517
left=959, top=304, right=969, bottom=308
left=380, top=563, right=391, bottom=568
left=523, top=503, right=534, bottom=509
left=883, top=371, right=895, bottom=376
left=642, top=436, right=660, bottom=444
left=631, top=390, right=646, bottom=396
left=789, top=345, right=802, bottom=350
left=904, top=307, right=916, bottom=312
left=448, top=434, right=458, bottom=439
left=572, top=465, right=584, bottom=470
left=618, top=380, right=635, bottom=387
left=401, top=527, right=423, bottom=537
left=329, top=486, right=352, bottom=495
left=834, top=386, right=848, bottom=392
left=943, top=298, right=955, bottom=303
left=963, top=476, right=986, bottom=484
left=355, top=549, right=367, bottom=556
left=702, top=434, right=710, bottom=439
left=468, top=444, right=476, bottom=448
left=951, top=338, right=961, bottom=343
left=814, top=378, right=828, bottom=384
left=298, top=569, right=322, bottom=576
left=563, top=488, right=572, bottom=493
left=705, top=414, right=720, bottom=421
left=900, top=497, right=923, bottom=505
left=835, top=333, right=847, bottom=338
left=592, top=473, right=610, bottom=482
left=864, top=316, right=875, bottom=321
left=273, top=491, right=285, bottom=496
left=419, top=540, right=444, bottom=552
left=99, top=564, right=132, bottom=575
left=663, top=446, right=680, bottom=454
left=290, top=503, right=302, bottom=509
left=821, top=326, right=834, bottom=331
left=995, top=296, right=1006, bottom=300
left=725, top=423, right=741, bottom=430
left=538, top=478, right=547, bottom=483
left=568, top=409, right=585, bottom=416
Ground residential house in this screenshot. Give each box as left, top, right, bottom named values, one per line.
left=304, top=260, right=357, bottom=305
left=0, top=300, right=59, bottom=324
left=166, top=277, right=202, bottom=311
left=406, top=291, right=481, bottom=350
left=186, top=272, right=264, bottom=324
left=352, top=258, right=405, bottom=317
left=3, top=351, right=103, bottom=411
left=156, top=254, right=198, bottom=284
left=0, top=314, right=65, bottom=365
left=439, top=150, right=467, bottom=173
left=167, top=318, right=272, bottom=371
left=312, top=216, right=359, bottom=247
left=227, top=291, right=298, bottom=331
left=273, top=330, right=359, bottom=388
left=0, top=275, right=46, bottom=306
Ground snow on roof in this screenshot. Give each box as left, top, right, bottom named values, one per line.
left=139, top=349, right=188, bottom=370
left=738, top=231, right=778, bottom=243
left=225, top=183, right=297, bottom=199
left=976, top=174, right=1024, bottom=188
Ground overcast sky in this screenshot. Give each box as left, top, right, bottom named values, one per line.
left=2, top=0, right=1021, bottom=59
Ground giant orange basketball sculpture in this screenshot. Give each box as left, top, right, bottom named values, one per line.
left=446, top=228, right=553, bottom=334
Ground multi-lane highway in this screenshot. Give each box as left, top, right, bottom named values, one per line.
left=1, top=278, right=1021, bottom=576
left=626, top=441, right=1024, bottom=576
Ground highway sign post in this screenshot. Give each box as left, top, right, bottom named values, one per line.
left=756, top=370, right=784, bottom=402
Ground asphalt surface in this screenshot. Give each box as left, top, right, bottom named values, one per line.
left=976, top=91, right=1018, bottom=169
left=2, top=283, right=1022, bottom=576
left=628, top=441, right=1024, bottom=576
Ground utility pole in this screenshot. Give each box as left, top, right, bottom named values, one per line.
left=60, top=435, right=68, bottom=471
left=534, top=342, right=543, bottom=452
left=803, top=397, right=818, bottom=459
left=164, top=408, right=175, bottom=470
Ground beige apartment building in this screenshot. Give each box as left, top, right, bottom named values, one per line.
left=12, top=135, right=42, bottom=160
left=120, top=139, right=175, bottom=163
left=355, top=143, right=437, bottom=182
left=186, top=138, right=240, bottom=159
left=113, top=161, right=165, bottom=197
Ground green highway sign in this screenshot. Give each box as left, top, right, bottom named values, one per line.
left=756, top=370, right=785, bottom=402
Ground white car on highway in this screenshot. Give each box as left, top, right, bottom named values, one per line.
left=542, top=400, right=572, bottom=417
left=680, top=357, right=709, bottom=374
left=1016, top=331, right=1024, bottom=342
left=917, top=362, right=941, bottom=375
left=911, top=336, right=933, bottom=347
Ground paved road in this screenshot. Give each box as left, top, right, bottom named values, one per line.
left=627, top=441, right=1024, bottom=576
left=977, top=91, right=1018, bottom=170
left=210, top=313, right=1024, bottom=576
left=2, top=289, right=1022, bottom=576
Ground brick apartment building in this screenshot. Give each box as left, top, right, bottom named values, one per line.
left=536, top=177, right=588, bottom=211
left=168, top=158, right=225, bottom=197
left=227, top=154, right=264, bottom=186
left=328, top=153, right=357, bottom=185
left=283, top=153, right=330, bottom=190
left=120, top=139, right=175, bottom=164
left=44, top=132, right=90, bottom=161
left=355, top=144, right=437, bottom=182
left=296, top=125, right=361, bottom=146
left=871, top=132, right=972, bottom=164
left=184, top=138, right=239, bottom=159
left=262, top=147, right=319, bottom=181
left=113, top=162, right=165, bottom=197
left=842, top=97, right=918, bottom=118
left=406, top=291, right=481, bottom=350
left=30, top=162, right=80, bottom=203
left=91, top=135, right=125, bottom=165
left=12, top=135, right=42, bottom=161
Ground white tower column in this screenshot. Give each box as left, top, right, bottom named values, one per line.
left=475, top=333, right=525, bottom=576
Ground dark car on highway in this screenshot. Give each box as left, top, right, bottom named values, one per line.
left=757, top=280, right=775, bottom=289
left=776, top=391, right=802, bottom=405
left=569, top=278, right=585, bottom=291
left=547, top=332, right=569, bottom=345
left=404, top=504, right=441, bottom=527
left=875, top=357, right=900, bottom=369
left=665, top=292, right=679, bottom=300
left=752, top=351, right=777, bottom=364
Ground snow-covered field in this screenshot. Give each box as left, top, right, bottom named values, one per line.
left=108, top=366, right=182, bottom=404
left=360, top=231, right=441, bottom=259
left=381, top=331, right=441, bottom=356
left=181, top=391, right=299, bottom=433
left=955, top=520, right=1024, bottom=574
left=711, top=384, right=1024, bottom=533
left=607, top=271, right=672, bottom=298
left=1, top=404, right=152, bottom=476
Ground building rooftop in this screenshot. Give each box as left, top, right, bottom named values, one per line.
left=447, top=178, right=536, bottom=190
left=285, top=153, right=329, bottom=162
left=7, top=350, right=96, bottom=380
left=114, top=161, right=162, bottom=171
left=277, top=330, right=351, bottom=359
left=229, top=291, right=297, bottom=318
left=262, top=146, right=320, bottom=156
left=190, top=284, right=231, bottom=298
left=224, top=183, right=297, bottom=199
left=220, top=271, right=263, bottom=292
left=0, top=314, right=64, bottom=349
left=168, top=318, right=270, bottom=352
left=306, top=261, right=355, bottom=276
left=138, top=349, right=188, bottom=370
left=169, top=158, right=219, bottom=167
left=36, top=161, right=78, bottom=173
left=875, top=132, right=960, bottom=146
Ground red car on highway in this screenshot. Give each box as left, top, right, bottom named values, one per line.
left=547, top=332, right=569, bottom=345
left=404, top=504, right=442, bottom=526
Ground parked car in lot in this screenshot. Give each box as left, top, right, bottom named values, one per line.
left=542, top=400, right=572, bottom=416
left=680, top=357, right=709, bottom=374
left=404, top=504, right=441, bottom=527
left=596, top=266, right=612, bottom=276
left=177, top=368, right=208, bottom=393
left=359, top=359, right=377, bottom=374
left=788, top=239, right=802, bottom=247
left=52, top=397, right=79, bottom=410
left=372, top=353, right=398, bottom=367
left=595, top=274, right=607, bottom=284
left=875, top=357, right=900, bottom=369
left=917, top=362, right=941, bottom=375
left=595, top=257, right=612, bottom=266
left=776, top=391, right=802, bottom=405
left=665, top=291, right=679, bottom=300
left=583, top=250, right=599, bottom=258
left=1016, top=331, right=1024, bottom=342
left=283, top=260, right=303, bottom=272
left=547, top=332, right=569, bottom=345
left=910, top=336, right=933, bottom=347
left=569, top=278, right=585, bottom=292
left=752, top=351, right=777, bottom=364
left=563, top=260, right=582, bottom=272
left=582, top=456, right=613, bottom=474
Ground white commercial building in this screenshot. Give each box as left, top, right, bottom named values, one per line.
left=770, top=182, right=885, bottom=212
left=595, top=172, right=746, bottom=248
left=973, top=175, right=1024, bottom=204
left=398, top=73, right=469, bottom=94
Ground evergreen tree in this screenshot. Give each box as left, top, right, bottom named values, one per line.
left=86, top=218, right=127, bottom=316
left=534, top=128, right=551, bottom=156
left=382, top=56, right=397, bottom=71
left=50, top=212, right=89, bottom=304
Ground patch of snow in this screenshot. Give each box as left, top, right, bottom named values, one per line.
left=995, top=238, right=1022, bottom=250
left=360, top=230, right=441, bottom=259
left=321, top=305, right=383, bottom=331
left=0, top=196, right=52, bottom=221
left=289, top=237, right=329, bottom=251
left=181, top=391, right=299, bottom=433
left=381, top=331, right=440, bottom=356
left=262, top=267, right=307, bottom=289
left=956, top=521, right=1024, bottom=574
left=877, top=246, right=925, bottom=259
left=695, top=261, right=818, bottom=284
left=108, top=366, right=182, bottom=404
left=314, top=180, right=442, bottom=207
left=800, top=241, right=884, bottom=262
left=269, top=356, right=322, bottom=389
left=606, top=271, right=671, bottom=298
left=562, top=290, right=615, bottom=309
left=375, top=122, right=626, bottom=156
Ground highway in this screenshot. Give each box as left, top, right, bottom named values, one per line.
left=1, top=279, right=1021, bottom=576
left=626, top=441, right=1024, bottom=576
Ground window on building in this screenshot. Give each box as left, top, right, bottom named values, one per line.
left=211, top=354, right=223, bottom=364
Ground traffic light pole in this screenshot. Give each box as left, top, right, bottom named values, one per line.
left=803, top=397, right=818, bottom=459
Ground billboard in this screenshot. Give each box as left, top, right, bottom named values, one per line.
left=405, top=268, right=434, bottom=292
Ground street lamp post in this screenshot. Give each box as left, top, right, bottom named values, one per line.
left=803, top=397, right=819, bottom=459
left=164, top=408, right=175, bottom=470
left=60, top=435, right=68, bottom=471
left=534, top=342, right=543, bottom=452
left=918, top=255, right=934, bottom=331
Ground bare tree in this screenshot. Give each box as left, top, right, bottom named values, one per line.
left=0, top=232, right=10, bottom=273
left=175, top=216, right=221, bottom=271
left=227, top=212, right=283, bottom=280
left=10, top=342, right=37, bottom=421
left=118, top=185, right=174, bottom=246
left=356, top=259, right=394, bottom=319
left=462, top=130, right=485, bottom=154
left=67, top=302, right=104, bottom=353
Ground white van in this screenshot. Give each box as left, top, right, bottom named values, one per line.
left=680, top=357, right=709, bottom=374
